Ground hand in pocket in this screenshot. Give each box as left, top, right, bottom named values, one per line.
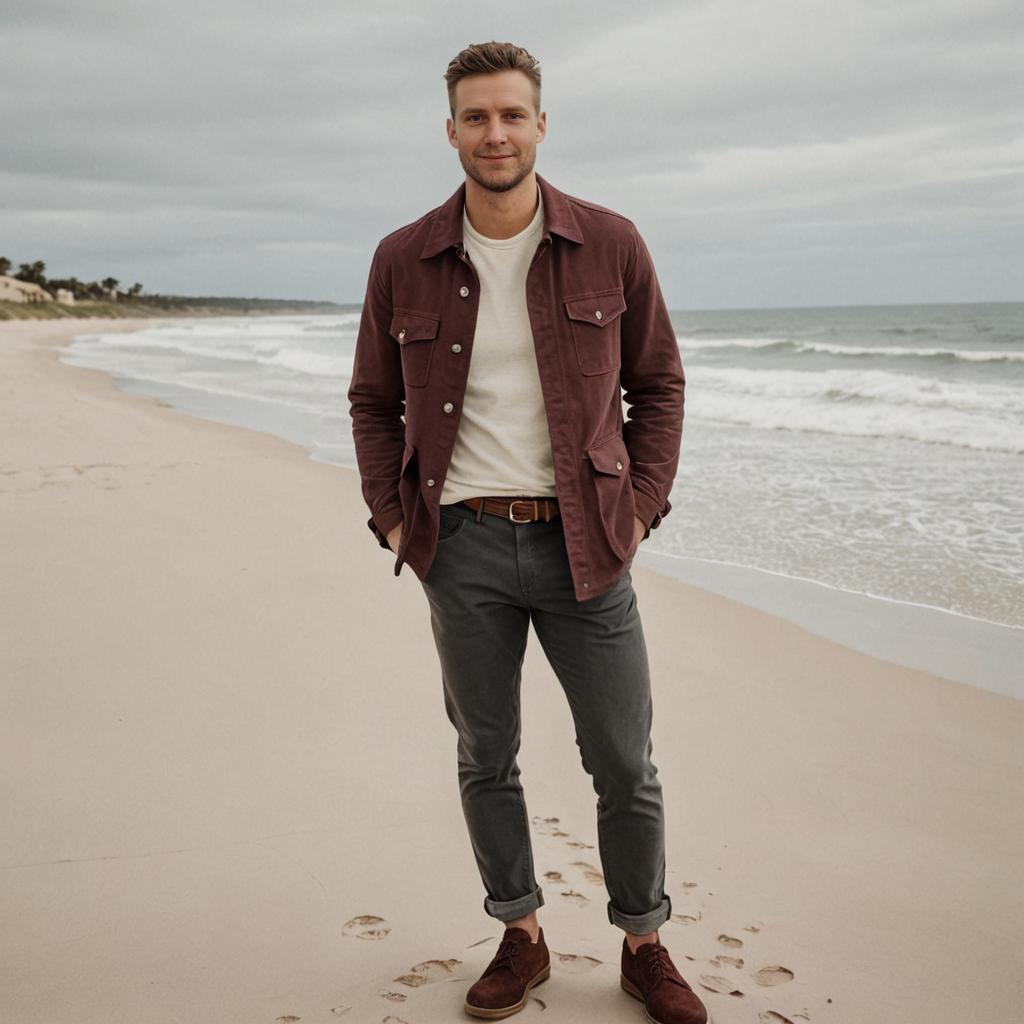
left=387, top=522, right=403, bottom=553
left=632, top=515, right=646, bottom=552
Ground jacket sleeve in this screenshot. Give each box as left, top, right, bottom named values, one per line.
left=347, top=241, right=406, bottom=549
left=619, top=227, right=685, bottom=540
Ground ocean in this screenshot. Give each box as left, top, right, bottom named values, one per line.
left=59, top=302, right=1024, bottom=641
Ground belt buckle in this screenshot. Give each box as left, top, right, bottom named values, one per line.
left=508, top=499, right=536, bottom=524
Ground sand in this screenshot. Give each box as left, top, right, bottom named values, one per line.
left=1, top=318, right=1021, bottom=1024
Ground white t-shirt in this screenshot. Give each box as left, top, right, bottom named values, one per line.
left=439, top=186, right=558, bottom=504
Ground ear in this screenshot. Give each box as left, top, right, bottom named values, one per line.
left=445, top=117, right=458, bottom=149
left=536, top=111, right=547, bottom=143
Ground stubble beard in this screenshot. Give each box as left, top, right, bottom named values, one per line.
left=461, top=149, right=535, bottom=194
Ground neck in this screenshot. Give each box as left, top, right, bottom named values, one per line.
left=464, top=172, right=538, bottom=239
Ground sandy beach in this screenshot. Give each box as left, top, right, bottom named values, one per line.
left=2, top=318, right=1021, bottom=1024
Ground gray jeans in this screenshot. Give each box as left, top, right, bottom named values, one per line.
left=420, top=500, right=672, bottom=935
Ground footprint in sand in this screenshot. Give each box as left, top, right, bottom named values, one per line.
left=560, top=888, right=589, bottom=906
left=717, top=933, right=744, bottom=948
left=532, top=814, right=595, bottom=847
left=670, top=912, right=702, bottom=925
left=667, top=913, right=700, bottom=929
left=275, top=1018, right=301, bottom=1023
left=698, top=974, right=744, bottom=996
left=544, top=870, right=564, bottom=882
left=531, top=815, right=568, bottom=836
left=329, top=1007, right=351, bottom=1016
left=681, top=881, right=698, bottom=889
left=341, top=915, right=391, bottom=940
left=381, top=1017, right=409, bottom=1024
left=571, top=860, right=604, bottom=886
left=710, top=954, right=744, bottom=969
left=754, top=965, right=794, bottom=986
left=744, top=920, right=765, bottom=933
left=550, top=951, right=603, bottom=974
left=758, top=1013, right=799, bottom=1023
left=393, top=958, right=462, bottom=987
left=378, top=991, right=407, bottom=1003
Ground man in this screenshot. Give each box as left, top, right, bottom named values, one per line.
left=348, top=41, right=707, bottom=1024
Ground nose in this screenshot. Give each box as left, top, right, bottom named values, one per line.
left=484, top=118, right=508, bottom=145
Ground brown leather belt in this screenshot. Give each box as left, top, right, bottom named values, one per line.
left=461, top=496, right=560, bottom=523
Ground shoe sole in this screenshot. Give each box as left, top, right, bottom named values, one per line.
left=620, top=972, right=712, bottom=1024
left=464, top=962, right=551, bottom=1019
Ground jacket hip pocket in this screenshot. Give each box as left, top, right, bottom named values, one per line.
left=585, top=432, right=636, bottom=561
left=396, top=441, right=419, bottom=559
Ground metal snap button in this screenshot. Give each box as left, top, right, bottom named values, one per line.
left=443, top=402, right=454, bottom=413
left=615, top=461, right=623, bottom=470
left=398, top=329, right=406, bottom=339
left=451, top=343, right=461, bottom=353
left=426, top=479, right=435, bottom=486
left=459, top=285, right=470, bottom=297
left=595, top=310, right=603, bottom=320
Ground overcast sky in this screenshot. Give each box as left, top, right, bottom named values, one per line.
left=2, top=0, right=1021, bottom=310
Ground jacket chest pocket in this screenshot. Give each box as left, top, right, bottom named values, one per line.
left=390, top=309, right=439, bottom=387
left=564, top=288, right=627, bottom=376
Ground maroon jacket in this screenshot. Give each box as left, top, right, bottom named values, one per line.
left=347, top=172, right=685, bottom=601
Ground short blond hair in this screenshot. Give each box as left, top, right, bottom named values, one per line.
left=443, top=41, right=542, bottom=117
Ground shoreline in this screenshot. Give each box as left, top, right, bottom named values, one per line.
left=3, top=316, right=1021, bottom=1024
left=46, top=315, right=1023, bottom=699
left=638, top=549, right=1022, bottom=700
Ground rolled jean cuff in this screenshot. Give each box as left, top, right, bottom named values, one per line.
left=483, top=883, right=545, bottom=922
left=607, top=893, right=672, bottom=934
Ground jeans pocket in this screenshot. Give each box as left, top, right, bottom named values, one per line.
left=437, top=508, right=467, bottom=542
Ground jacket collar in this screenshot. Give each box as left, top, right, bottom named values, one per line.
left=419, top=171, right=584, bottom=259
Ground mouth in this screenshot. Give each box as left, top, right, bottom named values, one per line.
left=480, top=154, right=514, bottom=161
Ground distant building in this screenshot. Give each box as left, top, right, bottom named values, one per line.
left=56, top=288, right=75, bottom=304
left=0, top=275, right=53, bottom=303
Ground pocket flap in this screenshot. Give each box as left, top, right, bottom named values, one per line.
left=564, top=290, right=627, bottom=327
left=587, top=434, right=629, bottom=474
left=390, top=310, right=439, bottom=344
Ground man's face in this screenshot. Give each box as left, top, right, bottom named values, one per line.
left=446, top=70, right=546, bottom=194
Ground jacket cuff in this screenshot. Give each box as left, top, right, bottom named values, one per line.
left=632, top=487, right=670, bottom=541
left=368, top=504, right=404, bottom=550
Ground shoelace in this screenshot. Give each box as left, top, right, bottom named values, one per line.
left=641, top=943, right=684, bottom=987
left=484, top=937, right=521, bottom=978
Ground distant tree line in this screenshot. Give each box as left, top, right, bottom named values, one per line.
left=0, top=256, right=143, bottom=300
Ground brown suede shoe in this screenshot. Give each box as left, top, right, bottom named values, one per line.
left=464, top=925, right=551, bottom=1019
left=620, top=937, right=709, bottom=1024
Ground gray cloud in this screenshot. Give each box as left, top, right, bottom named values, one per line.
left=1, top=0, right=1020, bottom=307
